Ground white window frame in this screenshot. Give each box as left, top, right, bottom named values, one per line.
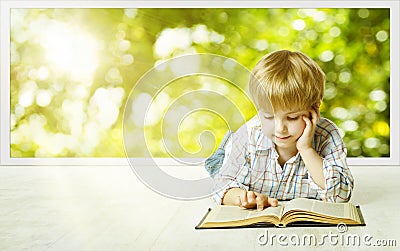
left=1, top=0, right=399, bottom=166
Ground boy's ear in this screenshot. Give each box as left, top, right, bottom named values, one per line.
left=312, top=102, right=321, bottom=119
left=312, top=102, right=321, bottom=110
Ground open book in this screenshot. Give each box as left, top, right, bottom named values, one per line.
left=196, top=198, right=365, bottom=229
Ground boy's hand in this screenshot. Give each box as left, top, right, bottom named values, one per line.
left=296, top=109, right=319, bottom=152
left=237, top=190, right=278, bottom=211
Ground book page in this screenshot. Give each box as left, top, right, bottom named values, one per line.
left=282, top=198, right=354, bottom=219
left=247, top=205, right=284, bottom=220
left=205, top=205, right=283, bottom=223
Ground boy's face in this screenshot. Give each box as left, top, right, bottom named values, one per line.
left=258, top=106, right=310, bottom=149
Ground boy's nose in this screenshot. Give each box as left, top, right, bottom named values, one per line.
left=274, top=119, right=287, bottom=133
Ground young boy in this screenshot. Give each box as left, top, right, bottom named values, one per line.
left=212, top=50, right=354, bottom=211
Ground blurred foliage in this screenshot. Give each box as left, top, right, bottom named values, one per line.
left=10, top=8, right=390, bottom=158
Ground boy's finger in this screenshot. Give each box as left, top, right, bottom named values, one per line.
left=267, top=197, right=278, bottom=207
left=303, top=115, right=310, bottom=123
left=302, top=116, right=312, bottom=130
left=240, top=190, right=248, bottom=207
left=236, top=196, right=242, bottom=207
left=310, top=109, right=319, bottom=125
left=247, top=191, right=256, bottom=203
left=256, top=196, right=265, bottom=211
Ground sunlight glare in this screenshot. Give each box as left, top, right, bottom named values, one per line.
left=43, top=21, right=100, bottom=81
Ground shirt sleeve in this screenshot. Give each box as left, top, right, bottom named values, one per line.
left=211, top=123, right=252, bottom=205
left=309, top=119, right=354, bottom=202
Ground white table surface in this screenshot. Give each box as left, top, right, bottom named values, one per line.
left=0, top=165, right=399, bottom=250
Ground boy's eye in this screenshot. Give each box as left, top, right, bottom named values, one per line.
left=264, top=116, right=274, bottom=120
left=288, top=116, right=299, bottom=121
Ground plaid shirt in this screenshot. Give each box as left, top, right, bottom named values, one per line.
left=212, top=116, right=354, bottom=204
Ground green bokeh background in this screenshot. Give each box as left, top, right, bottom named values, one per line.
left=10, top=8, right=390, bottom=158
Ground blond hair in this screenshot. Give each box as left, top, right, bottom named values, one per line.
left=249, top=50, right=325, bottom=112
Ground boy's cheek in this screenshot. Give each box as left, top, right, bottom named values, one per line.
left=261, top=124, right=274, bottom=139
